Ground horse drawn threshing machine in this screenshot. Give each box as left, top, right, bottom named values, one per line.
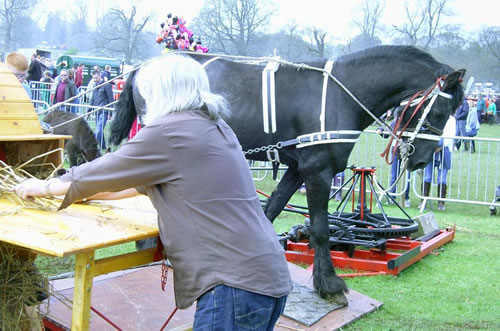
left=273, top=165, right=456, bottom=277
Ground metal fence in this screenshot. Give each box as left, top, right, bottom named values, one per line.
left=251, top=130, right=500, bottom=210
left=30, top=81, right=121, bottom=151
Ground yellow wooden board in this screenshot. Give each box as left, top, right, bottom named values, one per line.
left=0, top=86, right=34, bottom=102
left=0, top=134, right=71, bottom=141
left=0, top=119, right=45, bottom=135
left=0, top=196, right=159, bottom=257
left=0, top=73, right=24, bottom=86
left=0, top=102, right=40, bottom=118
left=0, top=62, right=44, bottom=136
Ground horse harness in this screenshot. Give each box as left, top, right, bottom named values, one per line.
left=202, top=57, right=362, bottom=164
left=380, top=76, right=453, bottom=165
left=201, top=55, right=454, bottom=167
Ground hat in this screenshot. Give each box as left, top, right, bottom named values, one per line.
left=5, top=52, right=29, bottom=72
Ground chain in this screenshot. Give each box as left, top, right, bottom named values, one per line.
left=243, top=142, right=283, bottom=155
left=161, top=257, right=168, bottom=291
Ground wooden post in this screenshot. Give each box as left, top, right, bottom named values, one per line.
left=72, top=251, right=95, bottom=330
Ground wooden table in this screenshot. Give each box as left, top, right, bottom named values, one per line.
left=0, top=196, right=160, bottom=330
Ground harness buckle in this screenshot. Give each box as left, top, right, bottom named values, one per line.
left=266, top=148, right=280, bottom=163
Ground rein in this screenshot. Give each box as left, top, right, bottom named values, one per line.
left=380, top=76, right=451, bottom=165
left=376, top=76, right=452, bottom=195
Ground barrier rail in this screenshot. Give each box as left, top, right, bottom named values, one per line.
left=250, top=130, right=500, bottom=210
left=31, top=80, right=122, bottom=151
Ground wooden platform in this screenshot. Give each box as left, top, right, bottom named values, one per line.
left=42, top=263, right=382, bottom=330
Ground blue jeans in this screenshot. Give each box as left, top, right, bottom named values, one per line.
left=424, top=161, right=448, bottom=185
left=193, top=285, right=287, bottom=330
left=390, top=149, right=410, bottom=200
left=454, top=120, right=467, bottom=150
left=95, top=111, right=108, bottom=150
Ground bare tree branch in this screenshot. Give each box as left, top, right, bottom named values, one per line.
left=193, top=0, right=274, bottom=55
left=0, top=0, right=38, bottom=53
left=93, top=6, right=150, bottom=63
left=479, top=27, right=500, bottom=63
left=392, top=0, right=450, bottom=48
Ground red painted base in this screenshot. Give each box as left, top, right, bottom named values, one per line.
left=285, top=226, right=455, bottom=277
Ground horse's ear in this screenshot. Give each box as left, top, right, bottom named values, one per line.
left=443, top=69, right=466, bottom=90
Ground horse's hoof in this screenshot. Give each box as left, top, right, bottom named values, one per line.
left=329, top=291, right=348, bottom=306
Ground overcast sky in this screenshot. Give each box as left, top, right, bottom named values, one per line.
left=40, top=0, right=499, bottom=41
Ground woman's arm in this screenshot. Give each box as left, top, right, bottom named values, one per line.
left=13, top=178, right=139, bottom=201
left=83, top=188, right=140, bottom=201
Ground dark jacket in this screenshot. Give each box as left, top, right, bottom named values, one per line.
left=53, top=79, right=78, bottom=111
left=454, top=99, right=469, bottom=121
left=101, top=70, right=114, bottom=84
left=27, top=59, right=43, bottom=82
left=90, top=79, right=114, bottom=113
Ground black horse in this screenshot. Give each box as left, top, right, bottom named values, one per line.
left=109, top=46, right=465, bottom=305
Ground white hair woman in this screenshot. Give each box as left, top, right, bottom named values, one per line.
left=14, top=54, right=292, bottom=329
left=136, top=54, right=230, bottom=125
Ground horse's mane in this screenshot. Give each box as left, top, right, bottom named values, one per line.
left=340, top=45, right=463, bottom=110
left=340, top=45, right=445, bottom=70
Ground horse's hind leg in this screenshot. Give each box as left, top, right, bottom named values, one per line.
left=264, top=166, right=304, bottom=223
left=304, top=170, right=348, bottom=306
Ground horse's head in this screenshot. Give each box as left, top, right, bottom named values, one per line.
left=399, top=69, right=466, bottom=171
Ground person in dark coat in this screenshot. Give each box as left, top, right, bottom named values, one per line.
left=53, top=69, right=78, bottom=112
left=90, top=69, right=114, bottom=150
left=27, top=54, right=43, bottom=82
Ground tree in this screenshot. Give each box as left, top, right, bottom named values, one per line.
left=12, top=15, right=43, bottom=49
left=392, top=0, right=450, bottom=49
left=348, top=33, right=382, bottom=53
left=93, top=6, right=151, bottom=64
left=43, top=11, right=68, bottom=48
left=479, top=27, right=500, bottom=64
left=307, top=27, right=327, bottom=58
left=349, top=0, right=385, bottom=53
left=67, top=0, right=91, bottom=52
left=353, top=0, right=385, bottom=49
left=192, top=0, right=274, bottom=55
left=0, top=0, right=39, bottom=54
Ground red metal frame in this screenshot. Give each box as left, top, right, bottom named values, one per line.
left=285, top=226, right=455, bottom=277
left=273, top=167, right=455, bottom=277
left=43, top=317, right=69, bottom=331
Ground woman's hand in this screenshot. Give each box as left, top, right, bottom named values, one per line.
left=13, top=178, right=71, bottom=200
left=13, top=178, right=51, bottom=200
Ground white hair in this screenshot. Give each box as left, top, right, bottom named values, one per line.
left=135, top=54, right=230, bottom=126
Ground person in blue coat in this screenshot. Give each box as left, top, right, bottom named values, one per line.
left=476, top=95, right=486, bottom=123
left=453, top=97, right=468, bottom=151
left=419, top=116, right=456, bottom=211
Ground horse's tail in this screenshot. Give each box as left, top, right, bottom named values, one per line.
left=109, top=70, right=138, bottom=146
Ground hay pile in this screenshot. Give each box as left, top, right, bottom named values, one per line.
left=0, top=157, right=60, bottom=211
left=0, top=243, right=47, bottom=330
left=0, top=151, right=60, bottom=329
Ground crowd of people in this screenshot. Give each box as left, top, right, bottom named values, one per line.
left=475, top=94, right=499, bottom=125
left=5, top=52, right=115, bottom=151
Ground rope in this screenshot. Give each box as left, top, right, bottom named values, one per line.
left=159, top=307, right=178, bottom=331
left=38, top=66, right=142, bottom=116
left=45, top=100, right=119, bottom=133
left=178, top=51, right=399, bottom=142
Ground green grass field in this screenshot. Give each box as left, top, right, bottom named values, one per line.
left=35, top=123, right=500, bottom=330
